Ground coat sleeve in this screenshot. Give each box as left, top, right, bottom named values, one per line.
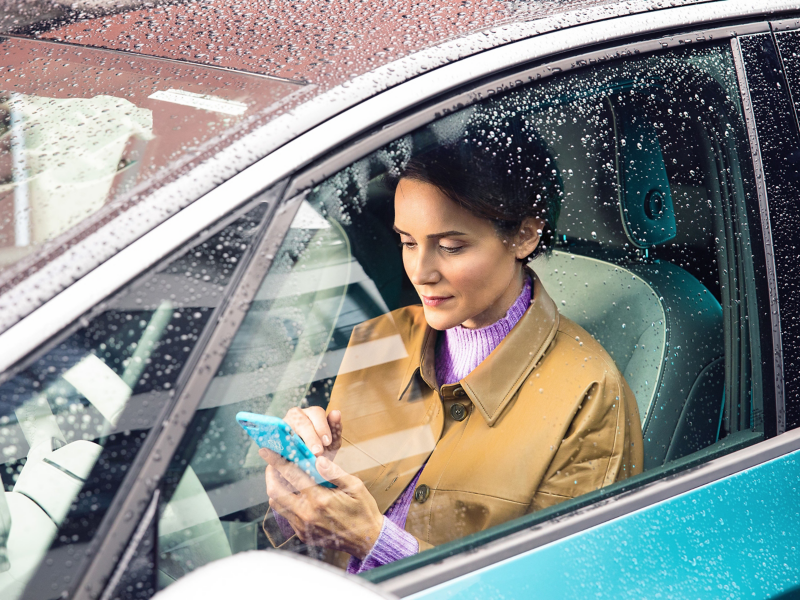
left=528, top=369, right=643, bottom=513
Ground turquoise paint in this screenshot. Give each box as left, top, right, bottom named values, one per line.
left=411, top=450, right=800, bottom=600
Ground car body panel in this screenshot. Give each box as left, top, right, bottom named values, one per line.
left=25, top=0, right=714, bottom=85
left=408, top=443, right=800, bottom=600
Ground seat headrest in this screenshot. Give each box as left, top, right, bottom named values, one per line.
left=609, top=95, right=676, bottom=248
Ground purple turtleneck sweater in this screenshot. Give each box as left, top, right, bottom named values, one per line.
left=346, top=276, right=532, bottom=574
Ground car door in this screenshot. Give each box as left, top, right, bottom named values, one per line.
left=90, top=14, right=796, bottom=600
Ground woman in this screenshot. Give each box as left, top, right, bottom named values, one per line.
left=260, top=126, right=644, bottom=573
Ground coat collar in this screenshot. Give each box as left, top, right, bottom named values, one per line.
left=397, top=268, right=560, bottom=426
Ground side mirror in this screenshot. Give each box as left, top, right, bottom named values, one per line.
left=152, top=551, right=396, bottom=600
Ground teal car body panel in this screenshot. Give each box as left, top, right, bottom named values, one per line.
left=411, top=450, right=800, bottom=600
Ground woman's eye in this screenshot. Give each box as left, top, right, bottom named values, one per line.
left=401, top=241, right=417, bottom=249
left=440, top=245, right=463, bottom=254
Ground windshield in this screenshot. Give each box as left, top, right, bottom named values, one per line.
left=0, top=36, right=303, bottom=284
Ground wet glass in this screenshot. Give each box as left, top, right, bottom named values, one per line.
left=157, top=41, right=767, bottom=586
left=0, top=36, right=302, bottom=283
left=0, top=200, right=268, bottom=600
left=774, top=29, right=800, bottom=120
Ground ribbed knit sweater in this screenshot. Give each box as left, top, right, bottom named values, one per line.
left=347, top=276, right=532, bottom=574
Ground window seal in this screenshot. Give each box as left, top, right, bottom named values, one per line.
left=97, top=491, right=160, bottom=600
left=731, top=35, right=786, bottom=436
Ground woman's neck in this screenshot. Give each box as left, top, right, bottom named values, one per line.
left=435, top=274, right=532, bottom=386
left=461, top=268, right=527, bottom=330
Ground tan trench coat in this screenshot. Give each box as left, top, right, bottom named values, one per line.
left=267, top=271, right=643, bottom=555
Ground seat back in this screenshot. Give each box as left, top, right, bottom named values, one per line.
left=534, top=253, right=724, bottom=468
left=534, top=252, right=665, bottom=422
left=533, top=91, right=725, bottom=468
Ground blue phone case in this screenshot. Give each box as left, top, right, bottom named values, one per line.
left=236, top=411, right=336, bottom=488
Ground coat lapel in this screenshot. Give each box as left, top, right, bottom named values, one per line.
left=461, top=271, right=559, bottom=426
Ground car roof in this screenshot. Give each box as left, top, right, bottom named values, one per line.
left=11, top=0, right=710, bottom=88
left=0, top=0, right=790, bottom=358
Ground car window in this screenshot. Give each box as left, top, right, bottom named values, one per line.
left=156, top=41, right=768, bottom=587
left=0, top=36, right=302, bottom=281
left=0, top=198, right=271, bottom=600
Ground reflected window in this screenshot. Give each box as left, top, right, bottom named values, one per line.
left=0, top=93, right=153, bottom=254
left=0, top=36, right=302, bottom=278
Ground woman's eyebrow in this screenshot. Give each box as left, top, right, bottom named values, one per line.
left=426, top=230, right=467, bottom=239
left=393, top=225, right=467, bottom=238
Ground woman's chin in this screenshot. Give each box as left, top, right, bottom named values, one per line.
left=422, top=307, right=462, bottom=331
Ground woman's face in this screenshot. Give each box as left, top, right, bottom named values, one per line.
left=394, top=178, right=541, bottom=330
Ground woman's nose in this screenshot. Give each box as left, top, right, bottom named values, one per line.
left=407, top=247, right=441, bottom=286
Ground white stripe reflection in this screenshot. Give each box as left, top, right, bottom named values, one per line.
left=199, top=334, right=408, bottom=409
left=337, top=425, right=436, bottom=474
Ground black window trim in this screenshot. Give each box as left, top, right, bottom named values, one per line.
left=732, top=34, right=786, bottom=435
left=771, top=18, right=800, bottom=138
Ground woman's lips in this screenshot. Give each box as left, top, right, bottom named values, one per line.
left=421, top=295, right=453, bottom=307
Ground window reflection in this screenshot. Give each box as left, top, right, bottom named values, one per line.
left=0, top=93, right=153, bottom=263
left=0, top=36, right=302, bottom=280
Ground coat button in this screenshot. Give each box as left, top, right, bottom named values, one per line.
left=450, top=403, right=467, bottom=421
left=453, top=387, right=466, bottom=397
left=414, top=484, right=431, bottom=503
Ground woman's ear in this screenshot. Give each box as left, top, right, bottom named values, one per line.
left=513, top=216, right=546, bottom=259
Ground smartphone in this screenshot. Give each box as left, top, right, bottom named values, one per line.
left=236, top=411, right=336, bottom=488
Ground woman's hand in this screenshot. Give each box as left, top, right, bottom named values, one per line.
left=283, top=406, right=342, bottom=459
left=260, top=450, right=383, bottom=560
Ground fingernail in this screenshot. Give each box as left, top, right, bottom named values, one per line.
left=312, top=445, right=323, bottom=455
left=322, top=435, right=330, bottom=445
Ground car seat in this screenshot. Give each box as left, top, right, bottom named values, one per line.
left=534, top=94, right=725, bottom=469
left=0, top=437, right=102, bottom=599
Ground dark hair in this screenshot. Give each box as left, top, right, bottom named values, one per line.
left=386, top=117, right=562, bottom=261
